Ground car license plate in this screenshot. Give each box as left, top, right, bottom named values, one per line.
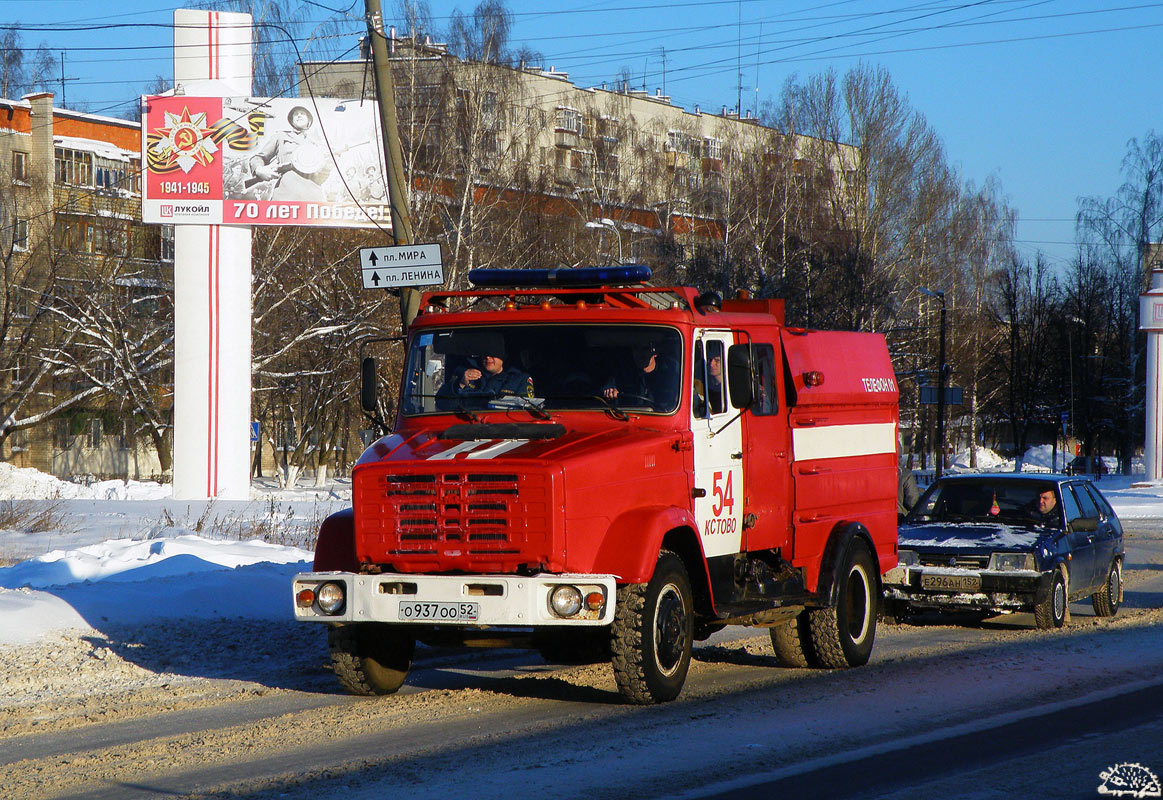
left=398, top=601, right=479, bottom=622
left=921, top=574, right=982, bottom=592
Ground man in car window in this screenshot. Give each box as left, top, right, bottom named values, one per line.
left=1028, top=488, right=1061, bottom=526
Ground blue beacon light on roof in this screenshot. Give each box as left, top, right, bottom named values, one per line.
left=467, top=265, right=652, bottom=288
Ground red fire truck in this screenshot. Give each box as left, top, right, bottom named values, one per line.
left=293, top=266, right=899, bottom=704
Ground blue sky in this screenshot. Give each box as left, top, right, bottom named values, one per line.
left=4, top=0, right=1161, bottom=266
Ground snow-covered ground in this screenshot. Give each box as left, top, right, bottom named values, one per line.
left=0, top=462, right=348, bottom=646
left=1, top=450, right=1161, bottom=648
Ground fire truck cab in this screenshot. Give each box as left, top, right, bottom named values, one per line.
left=293, top=266, right=900, bottom=704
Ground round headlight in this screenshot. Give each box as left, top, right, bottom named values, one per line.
left=549, top=585, right=583, bottom=618
left=316, top=581, right=346, bottom=615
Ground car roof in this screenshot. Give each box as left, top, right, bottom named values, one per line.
left=931, top=472, right=1075, bottom=486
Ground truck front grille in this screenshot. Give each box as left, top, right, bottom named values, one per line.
left=353, top=467, right=555, bottom=571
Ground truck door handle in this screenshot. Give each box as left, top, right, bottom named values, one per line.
left=731, top=452, right=743, bottom=459
left=801, top=466, right=831, bottom=475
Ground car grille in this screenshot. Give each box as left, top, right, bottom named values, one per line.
left=353, top=466, right=555, bottom=571
left=918, top=553, right=990, bottom=569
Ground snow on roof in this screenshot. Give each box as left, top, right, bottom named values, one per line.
left=54, top=135, right=136, bottom=162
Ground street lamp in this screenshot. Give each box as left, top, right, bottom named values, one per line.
left=585, top=218, right=622, bottom=263
left=920, top=287, right=947, bottom=478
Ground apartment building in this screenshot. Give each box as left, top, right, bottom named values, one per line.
left=302, top=34, right=857, bottom=267
left=0, top=93, right=172, bottom=479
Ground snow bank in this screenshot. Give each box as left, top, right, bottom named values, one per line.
left=0, top=535, right=312, bottom=646
left=0, top=535, right=312, bottom=589
left=0, top=462, right=170, bottom=501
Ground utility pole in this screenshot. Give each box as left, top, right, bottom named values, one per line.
left=365, top=0, right=421, bottom=332
left=921, top=288, right=948, bottom=478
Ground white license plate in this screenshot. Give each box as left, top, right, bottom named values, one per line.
left=921, top=574, right=982, bottom=592
left=398, top=601, right=480, bottom=622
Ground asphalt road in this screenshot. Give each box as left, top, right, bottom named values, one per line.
left=6, top=520, right=1163, bottom=800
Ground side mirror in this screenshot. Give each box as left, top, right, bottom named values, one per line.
left=360, top=356, right=377, bottom=413
left=726, top=344, right=753, bottom=410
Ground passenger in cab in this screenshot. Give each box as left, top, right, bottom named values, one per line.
left=436, top=344, right=533, bottom=409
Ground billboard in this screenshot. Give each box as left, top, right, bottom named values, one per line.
left=142, top=95, right=392, bottom=228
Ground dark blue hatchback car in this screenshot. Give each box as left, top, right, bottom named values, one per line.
left=883, top=473, right=1124, bottom=628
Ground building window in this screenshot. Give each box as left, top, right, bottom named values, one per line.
left=666, top=131, right=694, bottom=155
left=703, top=137, right=723, bottom=160
left=555, top=107, right=582, bottom=135
left=88, top=418, right=103, bottom=450
left=160, top=225, right=174, bottom=261
left=54, top=148, right=93, bottom=187
left=12, top=217, right=27, bottom=250
left=12, top=151, right=28, bottom=182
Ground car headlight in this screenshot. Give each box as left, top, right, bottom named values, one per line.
left=316, top=581, right=346, bottom=614
left=897, top=549, right=919, bottom=567
left=549, top=585, right=583, bottom=618
left=989, top=553, right=1035, bottom=571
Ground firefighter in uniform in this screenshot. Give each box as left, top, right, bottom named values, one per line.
left=437, top=345, right=534, bottom=409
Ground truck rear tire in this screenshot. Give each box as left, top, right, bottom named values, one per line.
left=611, top=550, right=693, bottom=704
left=769, top=611, right=818, bottom=668
left=328, top=623, right=415, bottom=696
left=808, top=539, right=877, bottom=668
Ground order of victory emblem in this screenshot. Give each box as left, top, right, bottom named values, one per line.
left=149, top=108, right=219, bottom=174
left=1098, top=763, right=1161, bottom=798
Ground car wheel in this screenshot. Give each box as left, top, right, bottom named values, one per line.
left=769, top=611, right=819, bottom=668
left=1035, top=569, right=1068, bottom=630
left=807, top=539, right=878, bottom=668
left=1091, top=559, right=1122, bottom=617
left=611, top=550, right=694, bottom=704
left=328, top=623, right=415, bottom=696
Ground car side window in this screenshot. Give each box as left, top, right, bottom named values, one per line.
left=1082, top=483, right=1113, bottom=519
left=1070, top=484, right=1100, bottom=521
left=1059, top=488, right=1084, bottom=525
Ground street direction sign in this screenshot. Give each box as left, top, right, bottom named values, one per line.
left=919, top=386, right=964, bottom=405
left=359, top=243, right=444, bottom=289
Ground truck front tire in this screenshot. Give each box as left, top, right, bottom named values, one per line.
left=808, top=539, right=877, bottom=668
left=611, top=550, right=693, bottom=704
left=328, top=623, right=415, bottom=696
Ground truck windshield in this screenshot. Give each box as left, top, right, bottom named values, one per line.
left=401, top=324, right=683, bottom=415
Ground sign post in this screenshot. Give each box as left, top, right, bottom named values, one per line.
left=167, top=9, right=253, bottom=500
left=1140, top=264, right=1163, bottom=481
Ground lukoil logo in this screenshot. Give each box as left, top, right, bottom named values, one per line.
left=160, top=205, right=173, bottom=218
left=1098, top=763, right=1161, bottom=798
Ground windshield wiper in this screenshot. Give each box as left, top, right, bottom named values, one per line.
left=516, top=396, right=552, bottom=421
left=591, top=395, right=629, bottom=421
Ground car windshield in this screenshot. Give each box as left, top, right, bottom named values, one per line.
left=907, top=479, right=1062, bottom=528
left=401, top=324, right=683, bottom=415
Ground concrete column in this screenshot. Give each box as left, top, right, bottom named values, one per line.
left=170, top=10, right=253, bottom=500
left=1140, top=261, right=1163, bottom=482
